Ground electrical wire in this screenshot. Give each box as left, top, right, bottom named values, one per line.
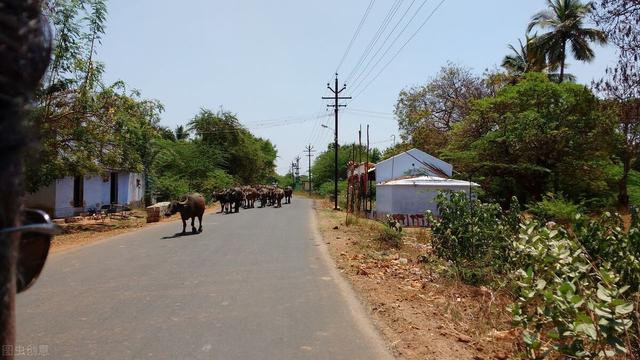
left=349, top=108, right=395, bottom=116
left=345, top=0, right=404, bottom=84
left=348, top=0, right=434, bottom=95
left=335, top=0, right=377, bottom=74
left=348, top=0, right=418, bottom=89
left=350, top=0, right=447, bottom=102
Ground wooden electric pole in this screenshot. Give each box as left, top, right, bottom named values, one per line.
left=322, top=74, right=351, bottom=210
left=304, top=144, right=315, bottom=192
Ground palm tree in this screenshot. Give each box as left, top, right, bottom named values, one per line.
left=502, top=34, right=546, bottom=78
left=175, top=125, right=189, bottom=141
left=502, top=34, right=578, bottom=83
left=528, top=0, right=607, bottom=82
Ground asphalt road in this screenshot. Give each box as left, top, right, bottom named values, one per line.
left=16, top=198, right=392, bottom=360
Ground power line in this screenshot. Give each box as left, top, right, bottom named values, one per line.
left=348, top=0, right=418, bottom=89
left=193, top=113, right=328, bottom=134
left=350, top=0, right=447, bottom=102
left=313, top=113, right=334, bottom=150
left=349, top=0, right=434, bottom=95
left=345, top=0, right=405, bottom=84
left=335, top=0, right=377, bottom=74
left=349, top=108, right=395, bottom=116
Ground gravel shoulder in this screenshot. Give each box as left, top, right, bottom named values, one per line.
left=313, top=199, right=517, bottom=360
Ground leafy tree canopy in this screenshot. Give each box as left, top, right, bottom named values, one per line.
left=446, top=73, right=615, bottom=205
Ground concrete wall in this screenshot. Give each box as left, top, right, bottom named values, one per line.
left=53, top=177, right=76, bottom=218
left=85, top=176, right=108, bottom=211
left=376, top=185, right=471, bottom=217
left=376, top=149, right=453, bottom=183
left=117, top=172, right=144, bottom=206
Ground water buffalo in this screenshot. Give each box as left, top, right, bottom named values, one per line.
left=259, top=188, right=270, bottom=208
left=284, top=186, right=293, bottom=204
left=273, top=188, right=285, bottom=208
left=165, top=193, right=205, bottom=234
left=243, top=187, right=259, bottom=208
left=229, top=187, right=244, bottom=213
left=212, top=190, right=231, bottom=213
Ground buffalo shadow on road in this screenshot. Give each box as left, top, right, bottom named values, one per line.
left=161, top=231, right=202, bottom=239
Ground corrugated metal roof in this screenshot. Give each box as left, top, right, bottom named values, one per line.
left=378, top=176, right=479, bottom=187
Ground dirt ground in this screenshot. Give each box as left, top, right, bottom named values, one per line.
left=51, top=205, right=220, bottom=252
left=313, top=199, right=518, bottom=360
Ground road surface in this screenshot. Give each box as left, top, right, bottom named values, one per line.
left=16, top=198, right=392, bottom=359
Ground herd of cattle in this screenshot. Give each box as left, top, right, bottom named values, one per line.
left=212, top=185, right=293, bottom=213
left=164, top=185, right=294, bottom=234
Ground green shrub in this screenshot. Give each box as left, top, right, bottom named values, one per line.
left=427, top=191, right=520, bottom=285
left=374, top=221, right=403, bottom=248
left=528, top=193, right=583, bottom=224
left=511, top=221, right=633, bottom=358
left=573, top=211, right=640, bottom=293
left=154, top=175, right=189, bottom=201
left=316, top=180, right=347, bottom=197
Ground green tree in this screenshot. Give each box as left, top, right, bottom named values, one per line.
left=394, top=64, right=490, bottom=156
left=188, top=108, right=277, bottom=184
left=502, top=34, right=547, bottom=78
left=447, top=73, right=615, bottom=205
left=174, top=125, right=189, bottom=141
left=592, top=0, right=640, bottom=207
left=311, top=143, right=380, bottom=191
left=528, top=0, right=607, bottom=83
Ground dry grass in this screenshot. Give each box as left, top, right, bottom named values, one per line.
left=314, top=198, right=517, bottom=360
left=51, top=205, right=220, bottom=252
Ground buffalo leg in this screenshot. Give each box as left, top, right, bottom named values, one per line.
left=181, top=219, right=187, bottom=234
left=191, top=217, right=197, bottom=233
left=197, top=215, right=203, bottom=232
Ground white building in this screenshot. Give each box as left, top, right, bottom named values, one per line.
left=372, top=149, right=478, bottom=223
left=375, top=148, right=453, bottom=183
left=376, top=176, right=479, bottom=218
left=22, top=172, right=145, bottom=218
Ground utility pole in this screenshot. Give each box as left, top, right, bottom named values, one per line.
left=322, top=73, right=351, bottom=210
left=304, top=144, right=316, bottom=192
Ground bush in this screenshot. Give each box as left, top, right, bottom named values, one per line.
left=573, top=211, right=640, bottom=294
left=427, top=191, right=519, bottom=284
left=528, top=193, right=583, bottom=224
left=154, top=175, right=189, bottom=201
left=511, top=221, right=634, bottom=358
left=375, top=224, right=403, bottom=248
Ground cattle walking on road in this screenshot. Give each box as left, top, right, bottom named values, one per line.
left=215, top=185, right=292, bottom=213
left=284, top=186, right=293, bottom=204
left=165, top=193, right=206, bottom=234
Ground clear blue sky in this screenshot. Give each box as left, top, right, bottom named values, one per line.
left=97, top=0, right=618, bottom=175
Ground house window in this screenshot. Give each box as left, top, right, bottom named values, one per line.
left=73, top=176, right=84, bottom=208
left=110, top=172, right=119, bottom=204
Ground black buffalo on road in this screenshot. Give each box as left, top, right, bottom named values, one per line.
left=165, top=193, right=206, bottom=234
left=284, top=186, right=293, bottom=204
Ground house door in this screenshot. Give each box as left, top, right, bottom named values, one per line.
left=110, top=172, right=118, bottom=204
left=73, top=176, right=84, bottom=208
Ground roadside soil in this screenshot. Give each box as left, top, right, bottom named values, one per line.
left=51, top=205, right=220, bottom=252
left=313, top=198, right=518, bottom=360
